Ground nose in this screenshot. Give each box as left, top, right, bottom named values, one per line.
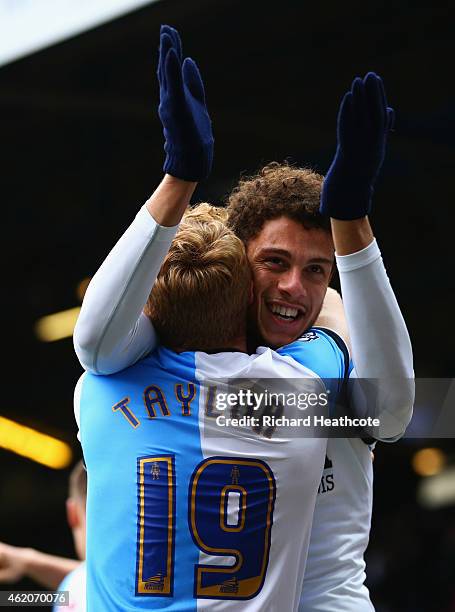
left=277, top=267, right=307, bottom=299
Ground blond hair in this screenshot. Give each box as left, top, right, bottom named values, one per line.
left=145, top=203, right=250, bottom=351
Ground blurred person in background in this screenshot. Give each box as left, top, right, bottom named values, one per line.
left=0, top=460, right=86, bottom=611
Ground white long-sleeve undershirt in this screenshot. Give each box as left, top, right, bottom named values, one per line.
left=337, top=240, right=414, bottom=439
left=73, top=205, right=176, bottom=374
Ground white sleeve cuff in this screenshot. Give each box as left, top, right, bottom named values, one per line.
left=335, top=238, right=381, bottom=272
left=135, top=204, right=180, bottom=241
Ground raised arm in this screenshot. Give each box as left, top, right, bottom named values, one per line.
left=320, top=72, right=414, bottom=440
left=73, top=26, right=213, bottom=374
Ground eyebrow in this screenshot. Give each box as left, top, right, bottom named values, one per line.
left=258, top=248, right=334, bottom=265
left=257, top=248, right=291, bottom=257
left=308, top=257, right=335, bottom=266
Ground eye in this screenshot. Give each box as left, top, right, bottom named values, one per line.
left=308, top=264, right=324, bottom=274
left=265, top=257, right=286, bottom=267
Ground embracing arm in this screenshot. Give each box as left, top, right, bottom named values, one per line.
left=314, top=287, right=351, bottom=353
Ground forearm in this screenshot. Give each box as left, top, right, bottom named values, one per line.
left=330, top=217, right=374, bottom=255
left=337, top=240, right=414, bottom=439
left=314, top=288, right=351, bottom=353
left=146, top=174, right=197, bottom=225
left=74, top=176, right=194, bottom=374
left=21, top=549, right=79, bottom=590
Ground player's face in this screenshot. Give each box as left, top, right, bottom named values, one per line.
left=246, top=217, right=334, bottom=348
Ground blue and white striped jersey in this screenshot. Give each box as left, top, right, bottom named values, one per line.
left=76, top=330, right=347, bottom=611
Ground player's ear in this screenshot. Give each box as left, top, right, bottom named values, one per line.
left=66, top=498, right=80, bottom=529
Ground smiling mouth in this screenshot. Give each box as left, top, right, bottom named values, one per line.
left=266, top=302, right=305, bottom=323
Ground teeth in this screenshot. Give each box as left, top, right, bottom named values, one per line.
left=270, top=304, right=298, bottom=318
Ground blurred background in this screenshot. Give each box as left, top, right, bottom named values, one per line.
left=0, top=0, right=454, bottom=610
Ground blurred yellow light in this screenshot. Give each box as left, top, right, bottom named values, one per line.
left=35, top=307, right=81, bottom=342
left=76, top=277, right=91, bottom=302
left=412, top=448, right=446, bottom=477
left=0, top=416, right=72, bottom=469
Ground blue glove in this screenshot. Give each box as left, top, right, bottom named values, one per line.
left=158, top=25, right=214, bottom=182
left=320, top=72, right=394, bottom=220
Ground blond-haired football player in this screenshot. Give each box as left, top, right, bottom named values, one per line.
left=75, top=206, right=345, bottom=610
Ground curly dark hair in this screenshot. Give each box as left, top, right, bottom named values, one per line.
left=226, top=161, right=330, bottom=244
